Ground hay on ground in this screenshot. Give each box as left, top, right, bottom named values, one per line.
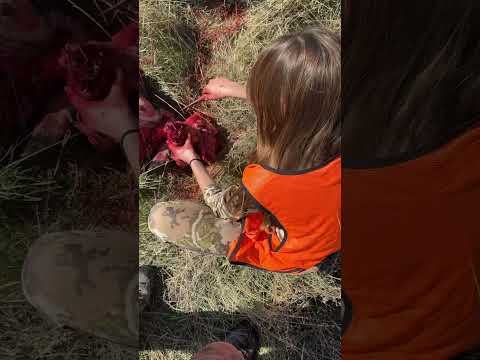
left=140, top=1, right=341, bottom=359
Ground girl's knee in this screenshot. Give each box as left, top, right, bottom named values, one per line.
left=148, top=200, right=204, bottom=241
left=22, top=231, right=138, bottom=346
left=148, top=201, right=237, bottom=254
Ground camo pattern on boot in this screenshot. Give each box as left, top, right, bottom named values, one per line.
left=148, top=200, right=241, bottom=255
left=22, top=230, right=138, bottom=347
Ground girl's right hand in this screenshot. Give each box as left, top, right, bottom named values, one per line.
left=202, top=78, right=247, bottom=100
left=65, top=69, right=137, bottom=143
left=167, top=134, right=199, bottom=165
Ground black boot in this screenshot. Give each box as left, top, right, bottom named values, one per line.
left=138, top=265, right=153, bottom=312
left=224, top=320, right=261, bottom=360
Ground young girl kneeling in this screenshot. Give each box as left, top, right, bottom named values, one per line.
left=149, top=26, right=341, bottom=274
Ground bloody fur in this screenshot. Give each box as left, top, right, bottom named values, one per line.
left=59, top=22, right=139, bottom=101
left=140, top=111, right=222, bottom=167
left=57, top=23, right=139, bottom=152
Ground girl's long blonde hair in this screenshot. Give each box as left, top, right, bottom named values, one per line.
left=247, top=26, right=341, bottom=171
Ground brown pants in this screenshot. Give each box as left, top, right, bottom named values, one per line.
left=194, top=342, right=244, bottom=360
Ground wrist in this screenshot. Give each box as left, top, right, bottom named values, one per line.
left=114, top=111, right=138, bottom=142
left=120, top=128, right=139, bottom=148
left=189, top=158, right=203, bottom=167
left=232, top=84, right=247, bottom=99
left=185, top=152, right=199, bottom=164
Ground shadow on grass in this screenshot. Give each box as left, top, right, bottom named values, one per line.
left=141, top=303, right=340, bottom=359
left=141, top=74, right=185, bottom=117
left=18, top=133, right=128, bottom=173
left=140, top=266, right=341, bottom=359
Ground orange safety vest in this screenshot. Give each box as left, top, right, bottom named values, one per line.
left=227, top=157, right=341, bottom=273
left=343, top=126, right=480, bottom=359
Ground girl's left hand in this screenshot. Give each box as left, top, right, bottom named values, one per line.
left=202, top=78, right=247, bottom=100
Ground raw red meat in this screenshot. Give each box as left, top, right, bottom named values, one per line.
left=59, top=23, right=139, bottom=101
left=140, top=122, right=166, bottom=164
left=164, top=121, right=189, bottom=146
left=140, top=109, right=222, bottom=168
left=185, top=113, right=221, bottom=164
left=59, top=23, right=139, bottom=152
left=59, top=42, right=116, bottom=101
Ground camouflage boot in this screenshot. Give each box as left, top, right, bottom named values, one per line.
left=148, top=200, right=241, bottom=255
left=22, top=230, right=139, bottom=347
left=138, top=265, right=153, bottom=312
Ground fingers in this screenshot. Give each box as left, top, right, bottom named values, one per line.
left=202, top=80, right=215, bottom=99
left=65, top=86, right=89, bottom=109
left=167, top=133, right=191, bottom=151
left=202, top=78, right=229, bottom=100
left=74, top=120, right=89, bottom=134
left=202, top=93, right=218, bottom=101
left=106, top=68, right=125, bottom=100
left=113, top=68, right=124, bottom=88
left=185, top=132, right=193, bottom=146
left=166, top=139, right=178, bottom=152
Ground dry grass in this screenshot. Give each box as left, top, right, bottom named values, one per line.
left=140, top=0, right=341, bottom=359
left=0, top=115, right=138, bottom=359
left=65, top=0, right=138, bottom=36
left=0, top=0, right=341, bottom=358
left=203, top=0, right=340, bottom=179
left=0, top=145, right=137, bottom=359
left=0, top=147, right=56, bottom=202
left=1, top=1, right=138, bottom=359
left=140, top=0, right=198, bottom=106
